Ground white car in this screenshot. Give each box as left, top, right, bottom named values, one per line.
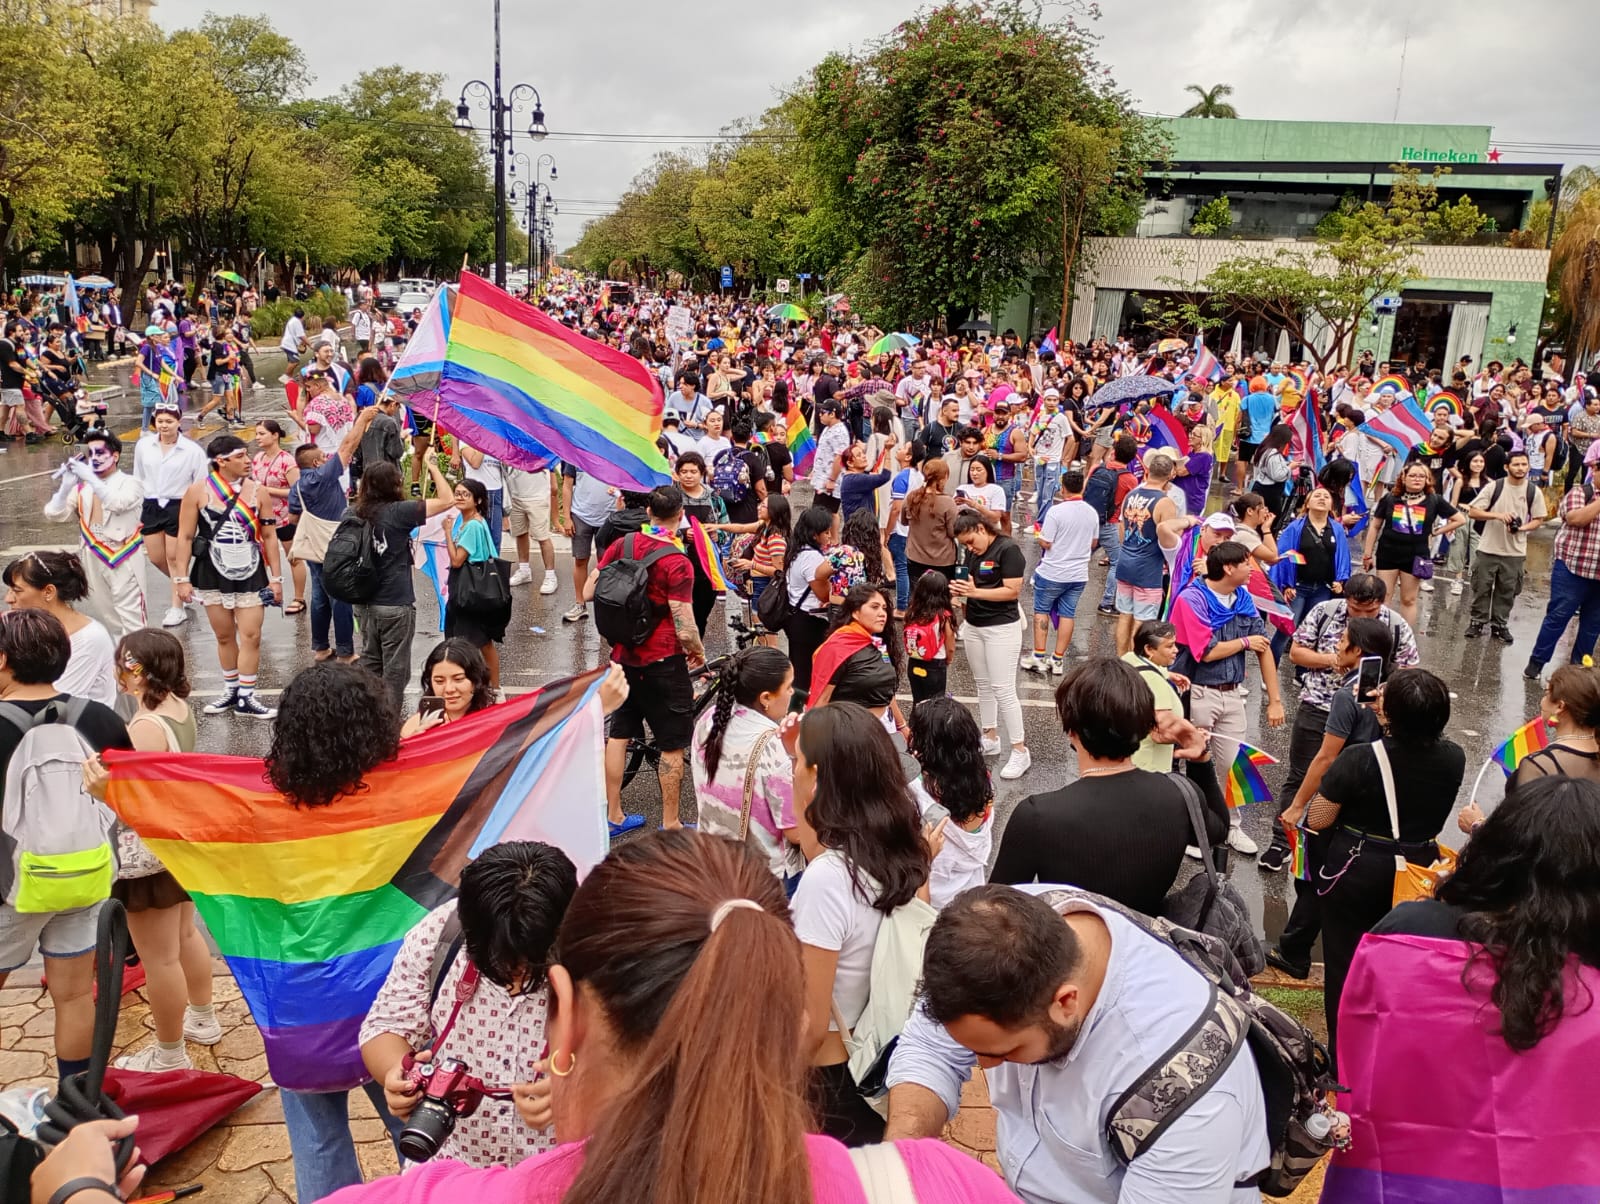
left=397, top=278, right=436, bottom=296
left=397, top=290, right=432, bottom=312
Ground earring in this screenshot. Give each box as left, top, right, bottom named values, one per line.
left=550, top=1048, right=577, bottom=1077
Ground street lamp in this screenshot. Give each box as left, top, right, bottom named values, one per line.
left=454, top=0, right=547, bottom=289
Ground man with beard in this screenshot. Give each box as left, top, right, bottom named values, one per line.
left=884, top=884, right=1271, bottom=1203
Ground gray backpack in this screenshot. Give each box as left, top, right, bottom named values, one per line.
left=0, top=700, right=117, bottom=914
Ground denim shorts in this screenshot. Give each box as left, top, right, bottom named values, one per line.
left=1032, top=575, right=1086, bottom=621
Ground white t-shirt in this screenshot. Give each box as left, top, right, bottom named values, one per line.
left=696, top=435, right=732, bottom=464
left=912, top=778, right=992, bottom=911
left=891, top=468, right=924, bottom=539
left=1036, top=498, right=1099, bottom=583
left=787, top=547, right=826, bottom=613
left=955, top=483, right=1006, bottom=517
left=1033, top=413, right=1069, bottom=463
left=279, top=315, right=305, bottom=354
left=58, top=620, right=117, bottom=708
left=465, top=452, right=504, bottom=492
left=661, top=429, right=698, bottom=459
left=791, top=849, right=884, bottom=1031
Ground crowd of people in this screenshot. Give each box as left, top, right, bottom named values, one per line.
left=8, top=275, right=1600, bottom=1203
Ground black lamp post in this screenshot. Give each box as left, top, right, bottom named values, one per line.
left=453, top=0, right=546, bottom=289
left=509, top=153, right=557, bottom=282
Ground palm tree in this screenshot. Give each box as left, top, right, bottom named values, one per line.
left=1555, top=187, right=1600, bottom=370
left=1181, top=84, right=1239, bottom=119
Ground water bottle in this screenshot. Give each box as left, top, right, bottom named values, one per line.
left=1304, top=1111, right=1333, bottom=1142
left=0, top=1086, right=50, bottom=1138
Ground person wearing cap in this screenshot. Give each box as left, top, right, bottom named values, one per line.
left=133, top=402, right=208, bottom=628
left=657, top=411, right=697, bottom=460
left=1522, top=412, right=1557, bottom=489
left=44, top=429, right=150, bottom=638
left=137, top=324, right=177, bottom=432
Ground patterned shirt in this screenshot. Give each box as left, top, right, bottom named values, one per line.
left=812, top=421, right=853, bottom=495
left=689, top=704, right=803, bottom=880
left=1555, top=485, right=1600, bottom=580
left=1293, top=601, right=1420, bottom=711
left=358, top=901, right=555, bottom=1168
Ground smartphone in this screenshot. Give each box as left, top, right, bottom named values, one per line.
left=1355, top=656, right=1383, bottom=703
left=419, top=695, right=446, bottom=722
left=953, top=564, right=971, bottom=581
left=922, top=799, right=951, bottom=828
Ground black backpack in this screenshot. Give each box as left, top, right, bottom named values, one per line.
left=1082, top=465, right=1130, bottom=522
left=593, top=533, right=687, bottom=646
left=322, top=509, right=380, bottom=603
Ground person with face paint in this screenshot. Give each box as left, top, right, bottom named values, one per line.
left=43, top=429, right=149, bottom=638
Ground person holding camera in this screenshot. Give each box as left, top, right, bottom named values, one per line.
left=1463, top=448, right=1546, bottom=643
left=359, top=841, right=579, bottom=1167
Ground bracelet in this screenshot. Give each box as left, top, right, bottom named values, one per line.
left=48, top=1178, right=122, bottom=1204
left=173, top=576, right=190, bottom=584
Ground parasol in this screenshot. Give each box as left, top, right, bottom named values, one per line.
left=1156, top=337, right=1187, bottom=354
left=868, top=332, right=919, bottom=355
left=1228, top=322, right=1244, bottom=360
left=1086, top=374, right=1183, bottom=409
left=76, top=275, right=114, bottom=288
left=213, top=270, right=248, bottom=286
left=766, top=303, right=808, bottom=321
left=957, top=319, right=994, bottom=334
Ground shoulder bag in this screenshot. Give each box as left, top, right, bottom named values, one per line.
left=1373, top=741, right=1457, bottom=905
left=1160, top=772, right=1266, bottom=976
left=737, top=729, right=778, bottom=846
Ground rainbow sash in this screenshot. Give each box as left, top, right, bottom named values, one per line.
left=78, top=492, right=143, bottom=569
left=207, top=470, right=262, bottom=543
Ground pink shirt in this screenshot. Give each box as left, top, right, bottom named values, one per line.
left=325, top=1135, right=1021, bottom=1204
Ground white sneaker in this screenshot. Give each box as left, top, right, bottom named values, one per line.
left=114, top=1043, right=193, bottom=1073
left=1420, top=579, right=1435, bottom=593
left=999, top=747, right=1032, bottom=780
left=1185, top=845, right=1203, bottom=861
left=1227, top=827, right=1260, bottom=855
left=1049, top=656, right=1065, bottom=676
left=509, top=563, right=534, bottom=587
left=184, top=1008, right=223, bottom=1045
left=562, top=604, right=587, bottom=623
left=539, top=569, right=559, bottom=595
left=1451, top=579, right=1464, bottom=596
left=1019, top=653, right=1044, bottom=673
left=161, top=606, right=188, bottom=628
left=980, top=734, right=1002, bottom=756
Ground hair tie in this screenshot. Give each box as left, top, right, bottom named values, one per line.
left=708, top=899, right=763, bottom=932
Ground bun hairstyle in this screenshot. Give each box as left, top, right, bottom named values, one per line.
left=3, top=550, right=89, bottom=604
left=115, top=629, right=191, bottom=711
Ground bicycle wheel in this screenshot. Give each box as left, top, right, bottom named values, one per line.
left=621, top=738, right=659, bottom=791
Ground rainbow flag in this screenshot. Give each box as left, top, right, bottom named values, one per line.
left=1282, top=550, right=1308, bottom=565
left=1225, top=740, right=1277, bottom=809
left=1491, top=717, right=1551, bottom=775
left=1372, top=372, right=1414, bottom=397
left=1326, top=932, right=1600, bottom=1201
left=1281, top=819, right=1308, bottom=881
left=686, top=515, right=729, bottom=592
left=102, top=670, right=610, bottom=1093
left=1426, top=389, right=1466, bottom=421
left=786, top=404, right=817, bottom=476
left=430, top=272, right=671, bottom=491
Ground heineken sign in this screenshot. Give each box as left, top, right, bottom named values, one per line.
left=1401, top=146, right=1482, bottom=164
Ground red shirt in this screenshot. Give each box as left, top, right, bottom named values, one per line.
left=596, top=530, right=695, bottom=666
left=1109, top=458, right=1139, bottom=512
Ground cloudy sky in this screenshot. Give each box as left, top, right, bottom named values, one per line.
left=155, top=0, right=1599, bottom=251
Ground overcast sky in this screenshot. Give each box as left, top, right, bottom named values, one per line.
left=155, top=0, right=1599, bottom=252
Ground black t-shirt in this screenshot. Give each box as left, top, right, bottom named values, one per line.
left=1296, top=519, right=1338, bottom=586
left=762, top=438, right=792, bottom=485
left=963, top=535, right=1026, bottom=627
left=0, top=695, right=131, bottom=783
left=990, top=769, right=1228, bottom=917
left=1375, top=492, right=1456, bottom=558
left=919, top=420, right=953, bottom=456
left=0, top=339, right=25, bottom=389
left=368, top=499, right=426, bottom=607
left=1318, top=736, right=1465, bottom=842
left=722, top=446, right=769, bottom=525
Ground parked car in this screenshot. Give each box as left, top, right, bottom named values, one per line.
left=397, top=277, right=436, bottom=296
left=376, top=282, right=403, bottom=311
left=397, top=290, right=432, bottom=313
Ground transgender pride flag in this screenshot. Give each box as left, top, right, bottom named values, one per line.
left=1360, top=397, right=1434, bottom=459
left=1187, top=335, right=1224, bottom=383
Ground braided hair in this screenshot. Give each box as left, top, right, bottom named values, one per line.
left=700, top=646, right=792, bottom=782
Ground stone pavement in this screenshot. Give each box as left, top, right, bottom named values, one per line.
left=2, top=963, right=1325, bottom=1202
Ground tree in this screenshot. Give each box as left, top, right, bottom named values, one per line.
left=1555, top=187, right=1600, bottom=370
left=1180, top=84, right=1239, bottom=119
left=1189, top=196, right=1233, bottom=237
left=196, top=13, right=309, bottom=108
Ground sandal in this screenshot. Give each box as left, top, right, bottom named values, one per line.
left=284, top=599, right=306, bottom=615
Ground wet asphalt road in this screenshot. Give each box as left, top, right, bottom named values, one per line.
left=1, top=357, right=1575, bottom=954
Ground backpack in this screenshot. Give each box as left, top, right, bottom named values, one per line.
left=593, top=532, right=688, bottom=647
left=711, top=447, right=751, bottom=503
left=322, top=509, right=379, bottom=603
left=832, top=889, right=939, bottom=1116
left=1036, top=887, right=1343, bottom=1196
left=1082, top=464, right=1131, bottom=522
left=755, top=565, right=794, bottom=631
left=0, top=700, right=117, bottom=914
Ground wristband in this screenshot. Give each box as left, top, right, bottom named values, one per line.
left=48, top=1178, right=122, bottom=1204
left=173, top=576, right=190, bottom=584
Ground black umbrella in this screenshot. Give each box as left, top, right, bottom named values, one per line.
left=957, top=320, right=994, bottom=334
left=1088, top=373, right=1183, bottom=409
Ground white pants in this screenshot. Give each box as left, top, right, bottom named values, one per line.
left=1190, top=683, right=1247, bottom=829
left=961, top=620, right=1025, bottom=747
left=80, top=548, right=148, bottom=639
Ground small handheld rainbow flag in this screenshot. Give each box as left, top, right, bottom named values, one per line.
left=1491, top=717, right=1551, bottom=775
left=1282, top=550, right=1308, bottom=566
left=786, top=405, right=817, bottom=476
left=1281, top=819, right=1309, bottom=881
left=687, top=516, right=730, bottom=592
left=1225, top=740, right=1278, bottom=809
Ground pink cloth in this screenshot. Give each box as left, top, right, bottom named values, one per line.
left=325, top=1135, right=1021, bottom=1204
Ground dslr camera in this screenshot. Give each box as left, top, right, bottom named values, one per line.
left=396, top=1054, right=511, bottom=1161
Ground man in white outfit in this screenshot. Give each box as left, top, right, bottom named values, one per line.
left=132, top=400, right=208, bottom=627
left=43, top=429, right=149, bottom=637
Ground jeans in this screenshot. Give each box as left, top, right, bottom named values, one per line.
left=307, top=561, right=354, bottom=657
left=485, top=488, right=505, bottom=554
left=354, top=603, right=417, bottom=711
left=1289, top=583, right=1335, bottom=629
left=960, top=620, right=1025, bottom=746
left=1469, top=551, right=1525, bottom=629
left=280, top=1081, right=403, bottom=1203
left=887, top=532, right=910, bottom=612
left=1529, top=560, right=1600, bottom=668
left=1097, top=521, right=1122, bottom=609
left=1036, top=464, right=1061, bottom=521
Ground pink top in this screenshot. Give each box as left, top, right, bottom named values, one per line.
left=325, top=1135, right=1020, bottom=1204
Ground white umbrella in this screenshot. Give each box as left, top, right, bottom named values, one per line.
left=1229, top=322, right=1244, bottom=360
left=1273, top=328, right=1292, bottom=365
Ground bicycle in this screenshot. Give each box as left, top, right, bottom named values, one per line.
left=620, top=613, right=763, bottom=789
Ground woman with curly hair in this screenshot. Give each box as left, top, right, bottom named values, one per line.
left=400, top=638, right=497, bottom=738
left=1324, top=775, right=1600, bottom=1196
left=907, top=697, right=993, bottom=909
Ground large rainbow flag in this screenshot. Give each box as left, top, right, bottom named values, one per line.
left=388, top=274, right=672, bottom=492
left=102, top=670, right=610, bottom=1093
left=1325, top=932, right=1600, bottom=1202
left=786, top=404, right=817, bottom=476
